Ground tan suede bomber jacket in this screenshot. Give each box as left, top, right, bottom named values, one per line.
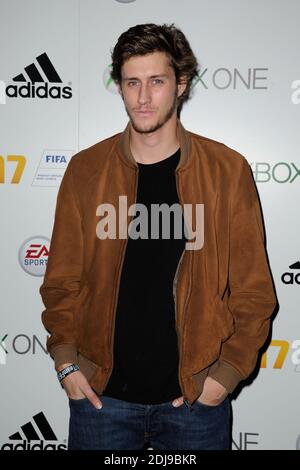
left=40, top=120, right=277, bottom=406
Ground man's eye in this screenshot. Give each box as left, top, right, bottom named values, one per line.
left=126, top=79, right=163, bottom=87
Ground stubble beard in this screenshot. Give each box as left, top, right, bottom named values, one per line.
left=124, top=90, right=178, bottom=134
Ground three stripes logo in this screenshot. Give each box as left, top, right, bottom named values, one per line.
left=4, top=52, right=72, bottom=100
left=2, top=412, right=67, bottom=450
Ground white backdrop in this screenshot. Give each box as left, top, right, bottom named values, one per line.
left=1, top=0, right=299, bottom=450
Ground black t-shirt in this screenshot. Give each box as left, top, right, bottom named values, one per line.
left=102, top=148, right=186, bottom=404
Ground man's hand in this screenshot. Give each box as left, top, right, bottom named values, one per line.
left=172, top=376, right=228, bottom=407
left=196, top=376, right=228, bottom=406
left=57, top=363, right=102, bottom=410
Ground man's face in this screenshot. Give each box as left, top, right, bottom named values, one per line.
left=118, top=51, right=186, bottom=134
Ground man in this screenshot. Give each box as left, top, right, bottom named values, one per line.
left=40, top=23, right=276, bottom=450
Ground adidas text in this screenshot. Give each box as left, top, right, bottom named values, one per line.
left=6, top=82, right=72, bottom=99
left=1, top=440, right=67, bottom=450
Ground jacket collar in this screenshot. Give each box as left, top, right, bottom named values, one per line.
left=117, top=119, right=192, bottom=172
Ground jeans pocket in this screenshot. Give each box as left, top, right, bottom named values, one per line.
left=194, top=396, right=228, bottom=410
left=69, top=396, right=89, bottom=404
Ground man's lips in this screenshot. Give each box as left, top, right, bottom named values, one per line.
left=135, top=110, right=155, bottom=116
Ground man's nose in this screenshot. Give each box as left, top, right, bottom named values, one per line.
left=138, top=84, right=151, bottom=105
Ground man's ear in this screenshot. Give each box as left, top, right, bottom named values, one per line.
left=177, top=76, right=188, bottom=98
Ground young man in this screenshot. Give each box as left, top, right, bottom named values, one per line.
left=40, top=23, right=276, bottom=450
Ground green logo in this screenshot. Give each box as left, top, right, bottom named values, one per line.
left=103, top=65, right=118, bottom=94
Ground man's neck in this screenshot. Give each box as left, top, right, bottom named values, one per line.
left=129, top=115, right=180, bottom=164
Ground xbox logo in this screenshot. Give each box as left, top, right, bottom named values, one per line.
left=103, top=65, right=119, bottom=94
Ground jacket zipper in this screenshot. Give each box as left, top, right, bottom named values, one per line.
left=102, top=166, right=139, bottom=392
left=173, top=169, right=190, bottom=405
left=102, top=165, right=192, bottom=405
left=172, top=249, right=185, bottom=393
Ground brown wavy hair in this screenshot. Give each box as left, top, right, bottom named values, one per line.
left=110, top=23, right=200, bottom=117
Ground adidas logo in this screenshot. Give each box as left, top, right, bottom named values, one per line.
left=289, top=261, right=300, bottom=269
left=281, top=260, right=300, bottom=285
left=2, top=411, right=67, bottom=450
left=5, top=52, right=72, bottom=99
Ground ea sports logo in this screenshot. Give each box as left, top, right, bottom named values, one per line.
left=103, top=65, right=119, bottom=94
left=18, top=236, right=50, bottom=276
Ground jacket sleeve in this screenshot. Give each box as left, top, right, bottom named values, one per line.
left=208, top=156, right=277, bottom=393
left=40, top=157, right=83, bottom=370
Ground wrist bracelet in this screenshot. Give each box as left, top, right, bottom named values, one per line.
left=57, top=364, right=80, bottom=385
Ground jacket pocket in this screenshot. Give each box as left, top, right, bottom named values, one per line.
left=75, top=284, right=90, bottom=331
left=213, top=294, right=234, bottom=342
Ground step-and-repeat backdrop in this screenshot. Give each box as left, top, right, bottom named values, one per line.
left=1, top=0, right=299, bottom=450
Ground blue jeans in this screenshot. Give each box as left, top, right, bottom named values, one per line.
left=68, top=394, right=231, bottom=450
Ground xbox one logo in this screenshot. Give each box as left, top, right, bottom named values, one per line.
left=115, top=0, right=136, bottom=3
left=103, top=65, right=119, bottom=94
